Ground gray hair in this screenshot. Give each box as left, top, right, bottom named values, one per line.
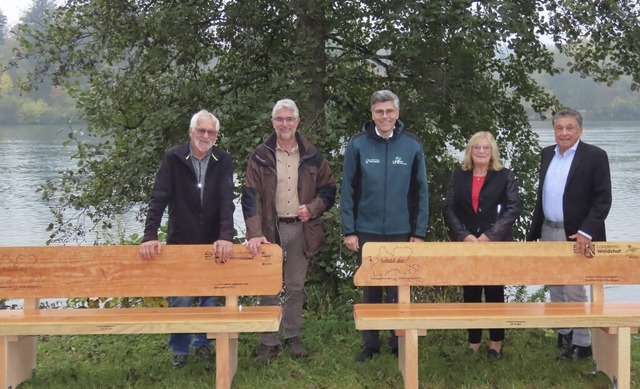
left=552, top=108, right=582, bottom=128
left=272, top=99, right=299, bottom=118
left=189, top=109, right=220, bottom=132
left=370, top=90, right=400, bottom=110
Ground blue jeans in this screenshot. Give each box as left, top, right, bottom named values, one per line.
left=168, top=296, right=217, bottom=355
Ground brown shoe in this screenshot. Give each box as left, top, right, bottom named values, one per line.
left=254, top=344, right=280, bottom=365
left=284, top=336, right=309, bottom=358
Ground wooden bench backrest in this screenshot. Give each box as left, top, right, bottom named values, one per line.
left=0, top=244, right=282, bottom=299
left=356, top=241, right=640, bottom=288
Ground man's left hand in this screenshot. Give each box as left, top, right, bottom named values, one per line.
left=213, top=240, right=233, bottom=260
left=297, top=205, right=311, bottom=222
left=569, top=233, right=593, bottom=257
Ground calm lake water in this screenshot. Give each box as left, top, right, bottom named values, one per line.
left=1, top=123, right=638, bottom=301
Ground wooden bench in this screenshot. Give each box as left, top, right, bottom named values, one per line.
left=0, top=244, right=283, bottom=389
left=353, top=241, right=640, bottom=389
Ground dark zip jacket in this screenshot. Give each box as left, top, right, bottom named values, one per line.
left=143, top=142, right=235, bottom=244
left=341, top=120, right=429, bottom=238
left=241, top=132, right=336, bottom=257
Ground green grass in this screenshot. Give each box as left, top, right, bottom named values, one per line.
left=18, top=313, right=640, bottom=388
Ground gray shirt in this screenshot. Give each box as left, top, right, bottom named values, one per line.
left=189, top=146, right=211, bottom=205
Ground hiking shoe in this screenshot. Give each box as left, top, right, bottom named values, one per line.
left=254, top=344, right=280, bottom=365
left=557, top=344, right=592, bottom=361
left=194, top=346, right=213, bottom=362
left=355, top=346, right=380, bottom=362
left=172, top=354, right=188, bottom=368
left=557, top=331, right=573, bottom=351
left=284, top=336, right=309, bottom=358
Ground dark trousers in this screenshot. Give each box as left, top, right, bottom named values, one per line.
left=463, top=285, right=505, bottom=343
left=357, top=232, right=411, bottom=350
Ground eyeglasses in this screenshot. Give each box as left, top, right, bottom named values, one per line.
left=472, top=145, right=491, bottom=151
left=273, top=117, right=298, bottom=123
left=373, top=109, right=397, bottom=117
left=194, top=128, right=217, bottom=137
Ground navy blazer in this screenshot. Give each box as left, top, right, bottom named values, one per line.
left=527, top=141, right=612, bottom=242
left=444, top=168, right=521, bottom=241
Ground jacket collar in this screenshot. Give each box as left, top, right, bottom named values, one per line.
left=363, top=119, right=405, bottom=140
left=264, top=132, right=316, bottom=158
left=173, top=141, right=220, bottom=164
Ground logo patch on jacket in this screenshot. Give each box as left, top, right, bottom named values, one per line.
left=365, top=158, right=381, bottom=164
left=392, top=156, right=408, bottom=165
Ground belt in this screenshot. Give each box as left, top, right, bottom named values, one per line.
left=544, top=219, right=564, bottom=229
left=278, top=216, right=301, bottom=224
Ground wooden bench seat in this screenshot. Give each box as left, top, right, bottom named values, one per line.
left=353, top=241, right=640, bottom=389
left=0, top=244, right=283, bottom=389
left=355, top=302, right=640, bottom=330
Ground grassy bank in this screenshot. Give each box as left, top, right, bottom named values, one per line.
left=17, top=312, right=639, bottom=389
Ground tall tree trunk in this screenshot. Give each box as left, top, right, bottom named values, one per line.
left=295, top=0, right=327, bottom=146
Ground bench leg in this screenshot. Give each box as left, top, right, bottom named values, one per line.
left=0, top=336, right=6, bottom=389
left=398, top=329, right=419, bottom=389
left=592, top=327, right=631, bottom=389
left=0, top=335, right=37, bottom=389
left=214, top=332, right=238, bottom=389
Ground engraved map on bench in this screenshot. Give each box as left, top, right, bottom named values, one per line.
left=357, top=242, right=640, bottom=288
left=366, top=245, right=419, bottom=278
left=0, top=245, right=283, bottom=299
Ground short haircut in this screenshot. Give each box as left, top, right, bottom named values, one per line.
left=189, top=109, right=220, bottom=132
left=552, top=108, right=582, bottom=128
left=370, top=90, right=400, bottom=110
left=272, top=99, right=299, bottom=118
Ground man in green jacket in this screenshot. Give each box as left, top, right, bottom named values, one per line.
left=341, top=90, right=429, bottom=362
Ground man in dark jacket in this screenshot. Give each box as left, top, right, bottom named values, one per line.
left=140, top=109, right=235, bottom=368
left=242, top=98, right=336, bottom=364
left=527, top=108, right=612, bottom=361
left=341, top=90, right=429, bottom=362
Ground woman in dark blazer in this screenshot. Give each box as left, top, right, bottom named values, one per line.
left=443, top=131, right=521, bottom=358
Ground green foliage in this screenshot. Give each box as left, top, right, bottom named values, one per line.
left=508, top=285, right=548, bottom=303
left=19, top=98, right=50, bottom=121
left=0, top=10, right=6, bottom=45
left=9, top=0, right=640, bottom=306
left=0, top=4, right=79, bottom=124
left=528, top=49, right=640, bottom=120
left=14, top=0, right=59, bottom=103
